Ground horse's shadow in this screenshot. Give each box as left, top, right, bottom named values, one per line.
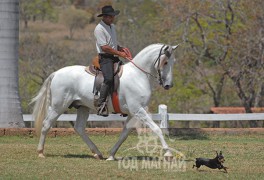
left=64, top=154, right=96, bottom=159
left=46, top=154, right=160, bottom=161
left=46, top=154, right=96, bottom=159
left=63, top=155, right=161, bottom=161
left=119, top=156, right=160, bottom=161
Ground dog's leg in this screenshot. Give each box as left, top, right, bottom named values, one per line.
left=223, top=167, right=228, bottom=173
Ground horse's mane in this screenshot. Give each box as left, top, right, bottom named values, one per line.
left=134, top=43, right=164, bottom=59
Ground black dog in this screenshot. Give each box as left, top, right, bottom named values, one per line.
left=193, top=151, right=228, bottom=173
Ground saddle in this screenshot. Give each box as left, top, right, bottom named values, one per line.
left=85, top=57, right=125, bottom=115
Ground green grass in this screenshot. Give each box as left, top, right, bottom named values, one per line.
left=0, top=133, right=263, bottom=179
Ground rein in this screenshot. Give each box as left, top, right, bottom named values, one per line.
left=126, top=58, right=157, bottom=78
left=126, top=45, right=169, bottom=85
left=154, top=45, right=167, bottom=85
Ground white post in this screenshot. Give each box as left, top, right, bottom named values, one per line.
left=159, top=104, right=169, bottom=134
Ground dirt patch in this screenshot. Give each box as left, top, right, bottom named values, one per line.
left=168, top=128, right=264, bottom=136
left=0, top=128, right=263, bottom=137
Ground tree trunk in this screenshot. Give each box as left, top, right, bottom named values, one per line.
left=0, top=0, right=24, bottom=127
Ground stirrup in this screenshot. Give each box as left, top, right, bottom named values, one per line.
left=97, top=102, right=109, bottom=117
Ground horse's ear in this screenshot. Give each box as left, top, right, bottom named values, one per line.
left=164, top=45, right=172, bottom=58
left=172, top=44, right=179, bottom=50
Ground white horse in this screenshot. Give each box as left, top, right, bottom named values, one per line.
left=32, top=43, right=178, bottom=160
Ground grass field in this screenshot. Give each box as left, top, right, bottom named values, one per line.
left=0, top=133, right=263, bottom=180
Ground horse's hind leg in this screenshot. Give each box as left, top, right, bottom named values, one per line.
left=74, top=106, right=103, bottom=159
left=37, top=109, right=61, bottom=158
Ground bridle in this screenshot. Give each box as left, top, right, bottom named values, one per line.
left=127, top=45, right=172, bottom=86
left=154, top=45, right=172, bottom=85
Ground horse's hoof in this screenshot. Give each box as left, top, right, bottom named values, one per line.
left=164, top=151, right=173, bottom=161
left=106, top=156, right=115, bottom=161
left=164, top=156, right=173, bottom=161
left=38, top=153, right=45, bottom=158
left=94, top=154, right=104, bottom=160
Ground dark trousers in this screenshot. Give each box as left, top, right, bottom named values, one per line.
left=98, top=54, right=119, bottom=104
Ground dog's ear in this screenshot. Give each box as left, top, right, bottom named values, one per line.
left=216, top=151, right=219, bottom=156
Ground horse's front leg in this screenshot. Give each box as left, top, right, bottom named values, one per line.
left=106, top=115, right=133, bottom=161
left=136, top=107, right=173, bottom=159
left=74, top=106, right=103, bottom=159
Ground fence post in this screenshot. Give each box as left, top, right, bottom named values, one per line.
left=159, top=104, right=169, bottom=134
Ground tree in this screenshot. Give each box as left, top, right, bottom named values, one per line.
left=223, top=0, right=264, bottom=127
left=60, top=7, right=91, bottom=39
left=173, top=0, right=264, bottom=127
left=116, top=0, right=162, bottom=54
left=153, top=0, right=263, bottom=127
left=0, top=0, right=24, bottom=127
left=20, top=0, right=55, bottom=28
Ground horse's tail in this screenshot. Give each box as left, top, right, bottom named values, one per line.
left=31, top=73, right=55, bottom=136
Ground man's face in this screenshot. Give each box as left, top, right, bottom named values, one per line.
left=103, top=15, right=115, bottom=25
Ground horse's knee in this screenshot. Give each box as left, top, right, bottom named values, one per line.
left=151, top=126, right=162, bottom=135
left=41, top=110, right=60, bottom=133
left=41, top=120, right=52, bottom=133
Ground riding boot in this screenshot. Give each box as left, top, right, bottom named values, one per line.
left=97, top=83, right=109, bottom=117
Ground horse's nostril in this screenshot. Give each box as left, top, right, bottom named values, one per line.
left=164, top=83, right=173, bottom=90
left=164, top=85, right=170, bottom=90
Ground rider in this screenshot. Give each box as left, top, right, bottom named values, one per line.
left=94, top=5, right=128, bottom=116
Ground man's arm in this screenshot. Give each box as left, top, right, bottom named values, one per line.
left=101, top=45, right=127, bottom=59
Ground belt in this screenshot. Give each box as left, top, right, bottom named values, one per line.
left=99, top=53, right=118, bottom=58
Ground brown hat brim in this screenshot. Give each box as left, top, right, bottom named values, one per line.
left=97, top=10, right=120, bottom=17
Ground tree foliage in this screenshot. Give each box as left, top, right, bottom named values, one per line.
left=20, top=0, right=56, bottom=28
left=60, top=7, right=92, bottom=39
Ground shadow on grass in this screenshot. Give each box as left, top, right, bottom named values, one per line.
left=46, top=154, right=97, bottom=159
left=121, top=156, right=160, bottom=161
left=168, top=133, right=209, bottom=140
left=64, top=154, right=96, bottom=159
left=168, top=128, right=211, bottom=140
left=47, top=154, right=161, bottom=161
left=194, top=169, right=228, bottom=174
left=120, top=156, right=196, bottom=162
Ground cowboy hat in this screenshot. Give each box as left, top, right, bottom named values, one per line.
left=97, top=5, right=120, bottom=17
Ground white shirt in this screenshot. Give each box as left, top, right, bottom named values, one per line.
left=94, top=20, right=118, bottom=54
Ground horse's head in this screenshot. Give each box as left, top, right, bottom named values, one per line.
left=154, top=44, right=179, bottom=90
left=131, top=43, right=179, bottom=90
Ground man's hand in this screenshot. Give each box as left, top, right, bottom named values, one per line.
left=119, top=47, right=133, bottom=60
left=101, top=45, right=132, bottom=60
left=117, top=51, right=128, bottom=59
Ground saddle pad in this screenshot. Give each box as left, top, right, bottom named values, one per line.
left=85, top=65, right=123, bottom=77
left=85, top=66, right=97, bottom=76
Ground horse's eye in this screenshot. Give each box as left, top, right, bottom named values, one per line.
left=164, top=62, right=168, bottom=65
